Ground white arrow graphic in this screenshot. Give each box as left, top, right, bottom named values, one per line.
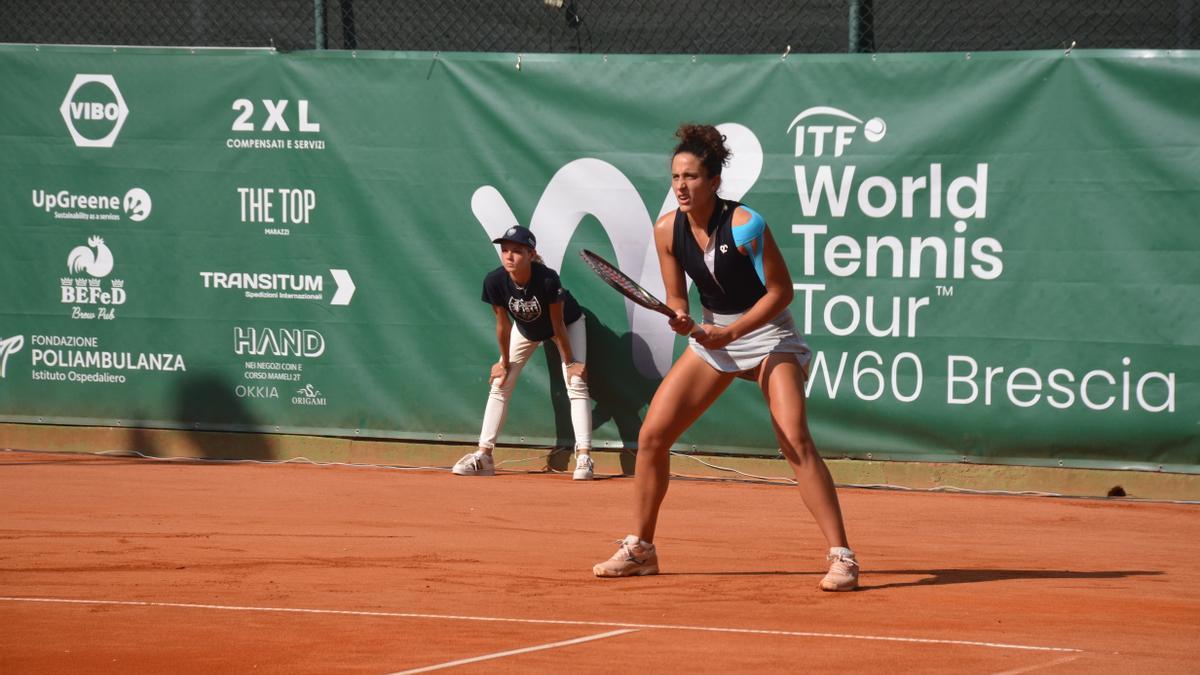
left=471, top=122, right=762, bottom=377
left=329, top=269, right=355, bottom=306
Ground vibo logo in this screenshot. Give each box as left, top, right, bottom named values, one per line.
left=60, top=74, right=129, bottom=148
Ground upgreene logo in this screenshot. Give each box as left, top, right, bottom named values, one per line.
left=124, top=188, right=151, bottom=221
left=0, top=335, right=25, bottom=379
left=60, top=74, right=128, bottom=148
left=31, top=187, right=151, bottom=222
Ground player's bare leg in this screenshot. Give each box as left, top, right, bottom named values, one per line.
left=594, top=349, right=733, bottom=577
left=756, top=353, right=858, bottom=590
left=634, top=349, right=735, bottom=542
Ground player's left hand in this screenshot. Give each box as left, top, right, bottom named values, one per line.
left=565, top=361, right=587, bottom=383
left=695, top=324, right=734, bottom=350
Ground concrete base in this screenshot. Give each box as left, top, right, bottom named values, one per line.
left=1, top=422, right=1195, bottom=502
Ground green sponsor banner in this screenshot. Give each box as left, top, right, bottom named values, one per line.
left=0, top=45, right=1196, bottom=472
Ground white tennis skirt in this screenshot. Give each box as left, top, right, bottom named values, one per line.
left=689, top=308, right=812, bottom=376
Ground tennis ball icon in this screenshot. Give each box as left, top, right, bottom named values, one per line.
left=863, top=117, right=887, bottom=142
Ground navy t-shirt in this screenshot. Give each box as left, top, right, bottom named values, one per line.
left=482, top=263, right=582, bottom=341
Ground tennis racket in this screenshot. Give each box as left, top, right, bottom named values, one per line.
left=579, top=249, right=704, bottom=337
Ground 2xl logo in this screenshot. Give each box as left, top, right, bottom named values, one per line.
left=0, top=335, right=25, bottom=379
left=60, top=74, right=128, bottom=148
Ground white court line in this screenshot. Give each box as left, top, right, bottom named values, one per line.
left=0, top=596, right=1083, bottom=654
left=992, top=654, right=1084, bottom=674
left=390, top=629, right=637, bottom=674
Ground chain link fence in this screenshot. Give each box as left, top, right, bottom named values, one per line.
left=2, top=0, right=1195, bottom=53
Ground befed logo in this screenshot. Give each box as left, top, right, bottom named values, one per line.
left=60, top=74, right=129, bottom=148
left=61, top=236, right=126, bottom=318
left=68, top=236, right=114, bottom=278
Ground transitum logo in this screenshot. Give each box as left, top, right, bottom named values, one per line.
left=60, top=74, right=128, bottom=148
left=0, top=335, right=25, bottom=379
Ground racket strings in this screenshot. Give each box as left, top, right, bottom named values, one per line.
left=581, top=250, right=665, bottom=312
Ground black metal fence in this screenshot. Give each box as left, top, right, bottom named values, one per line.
left=2, top=0, right=1195, bottom=53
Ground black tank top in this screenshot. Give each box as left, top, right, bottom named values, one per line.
left=672, top=199, right=767, bottom=313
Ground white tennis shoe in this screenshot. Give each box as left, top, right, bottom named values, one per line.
left=452, top=452, right=495, bottom=476
left=820, top=547, right=859, bottom=591
left=593, top=535, right=659, bottom=577
left=572, top=454, right=595, bottom=481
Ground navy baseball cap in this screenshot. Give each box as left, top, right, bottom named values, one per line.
left=493, top=225, right=536, bottom=249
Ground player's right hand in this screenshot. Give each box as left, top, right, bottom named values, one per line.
left=490, top=361, right=509, bottom=388
left=668, top=312, right=695, bottom=336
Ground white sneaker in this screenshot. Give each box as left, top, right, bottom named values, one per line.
left=820, top=548, right=860, bottom=591
left=572, top=454, right=595, bottom=481
left=593, top=535, right=659, bottom=577
left=452, top=452, right=495, bottom=476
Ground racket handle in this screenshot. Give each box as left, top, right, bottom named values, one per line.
left=663, top=310, right=705, bottom=339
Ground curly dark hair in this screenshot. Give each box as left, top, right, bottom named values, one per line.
left=672, top=123, right=731, bottom=178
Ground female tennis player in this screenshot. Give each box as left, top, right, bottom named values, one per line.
left=592, top=124, right=859, bottom=590
left=453, top=225, right=595, bottom=480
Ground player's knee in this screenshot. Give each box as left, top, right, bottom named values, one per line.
left=780, top=434, right=819, bottom=465
left=637, top=425, right=674, bottom=453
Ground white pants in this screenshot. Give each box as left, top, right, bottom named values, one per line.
left=478, top=316, right=591, bottom=451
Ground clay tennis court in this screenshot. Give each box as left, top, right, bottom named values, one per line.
left=1, top=448, right=1196, bottom=673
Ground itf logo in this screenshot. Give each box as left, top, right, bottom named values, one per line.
left=0, top=335, right=25, bottom=379
left=787, top=106, right=886, bottom=158
left=60, top=74, right=129, bottom=148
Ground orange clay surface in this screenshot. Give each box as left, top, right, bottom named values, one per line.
left=1, top=449, right=1197, bottom=673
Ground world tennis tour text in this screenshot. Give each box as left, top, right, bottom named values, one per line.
left=805, top=351, right=1175, bottom=413
left=787, top=162, right=1000, bottom=341
left=783, top=133, right=1180, bottom=415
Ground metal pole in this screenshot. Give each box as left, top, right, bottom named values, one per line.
left=342, top=0, right=357, bottom=50
left=1179, top=0, right=1195, bottom=49
left=848, top=0, right=861, bottom=53
left=848, top=0, right=875, bottom=53
left=314, top=0, right=326, bottom=49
